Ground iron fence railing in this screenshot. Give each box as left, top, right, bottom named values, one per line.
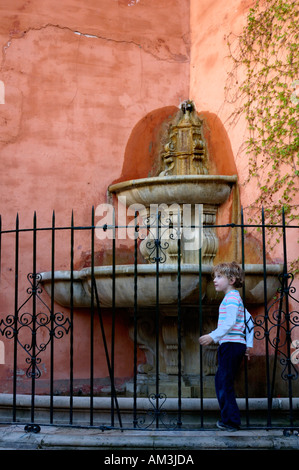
left=0, top=207, right=298, bottom=433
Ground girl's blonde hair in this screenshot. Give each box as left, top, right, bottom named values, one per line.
left=211, top=261, right=244, bottom=288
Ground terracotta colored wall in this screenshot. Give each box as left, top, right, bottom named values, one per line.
left=190, top=0, right=298, bottom=270
left=0, top=0, right=190, bottom=392
left=190, top=0, right=299, bottom=355
left=0, top=0, right=190, bottom=228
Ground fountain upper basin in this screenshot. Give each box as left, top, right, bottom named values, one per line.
left=108, top=175, right=238, bottom=206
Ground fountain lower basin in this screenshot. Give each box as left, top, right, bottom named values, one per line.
left=40, top=263, right=282, bottom=309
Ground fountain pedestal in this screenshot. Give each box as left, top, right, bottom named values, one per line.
left=126, top=305, right=219, bottom=398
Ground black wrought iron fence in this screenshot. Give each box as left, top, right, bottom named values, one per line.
left=0, top=207, right=298, bottom=433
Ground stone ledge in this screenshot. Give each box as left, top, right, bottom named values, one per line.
left=0, top=424, right=298, bottom=451
left=0, top=393, right=298, bottom=411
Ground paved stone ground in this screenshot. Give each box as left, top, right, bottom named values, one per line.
left=0, top=423, right=298, bottom=451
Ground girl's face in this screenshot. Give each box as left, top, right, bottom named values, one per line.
left=213, top=272, right=235, bottom=294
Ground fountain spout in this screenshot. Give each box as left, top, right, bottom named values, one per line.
left=159, top=100, right=208, bottom=177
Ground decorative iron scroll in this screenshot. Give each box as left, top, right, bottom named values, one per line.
left=142, top=211, right=180, bottom=264
left=0, top=272, right=71, bottom=379
left=254, top=271, right=299, bottom=382
left=136, top=393, right=178, bottom=430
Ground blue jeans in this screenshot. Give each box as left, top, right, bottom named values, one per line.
left=215, top=342, right=246, bottom=427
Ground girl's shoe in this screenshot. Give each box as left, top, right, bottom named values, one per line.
left=216, top=420, right=239, bottom=431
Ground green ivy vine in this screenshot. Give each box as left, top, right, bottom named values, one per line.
left=225, top=0, right=298, bottom=262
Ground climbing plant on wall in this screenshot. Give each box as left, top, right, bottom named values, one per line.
left=225, top=0, right=298, bottom=261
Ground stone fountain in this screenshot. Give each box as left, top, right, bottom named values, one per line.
left=41, top=101, right=281, bottom=397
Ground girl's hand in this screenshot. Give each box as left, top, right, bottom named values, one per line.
left=199, top=334, right=213, bottom=346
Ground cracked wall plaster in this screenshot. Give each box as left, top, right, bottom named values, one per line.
left=1, top=23, right=189, bottom=66
left=0, top=0, right=190, bottom=223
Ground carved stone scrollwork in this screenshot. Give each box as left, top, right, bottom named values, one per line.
left=161, top=314, right=184, bottom=375
left=159, top=100, right=208, bottom=177
left=129, top=306, right=219, bottom=387
left=202, top=345, right=218, bottom=376
left=128, top=311, right=155, bottom=374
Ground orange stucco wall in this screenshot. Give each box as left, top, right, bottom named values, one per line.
left=190, top=0, right=298, bottom=269
left=189, top=0, right=299, bottom=359
left=0, top=0, right=191, bottom=393
left=0, top=0, right=190, bottom=227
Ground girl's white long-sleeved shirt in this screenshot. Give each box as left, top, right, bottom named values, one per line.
left=209, top=290, right=254, bottom=347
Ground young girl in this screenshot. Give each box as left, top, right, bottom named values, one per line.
left=199, top=261, right=253, bottom=431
